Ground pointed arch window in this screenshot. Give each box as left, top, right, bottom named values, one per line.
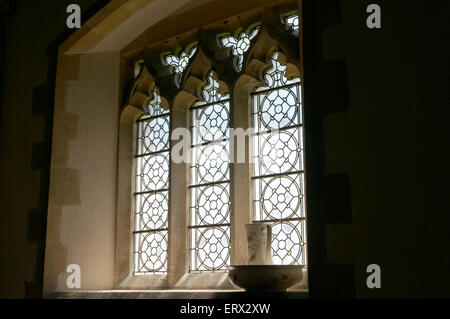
left=189, top=72, right=231, bottom=271
left=120, top=4, right=308, bottom=290
left=133, top=91, right=170, bottom=274
left=251, top=53, right=307, bottom=266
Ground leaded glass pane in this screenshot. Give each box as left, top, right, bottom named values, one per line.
left=190, top=184, right=231, bottom=226
left=134, top=91, right=170, bottom=274
left=136, top=116, right=170, bottom=154
left=135, top=153, right=169, bottom=193
left=271, top=220, right=306, bottom=265
left=189, top=226, right=231, bottom=271
left=253, top=173, right=305, bottom=221
left=252, top=53, right=307, bottom=266
left=282, top=12, right=300, bottom=35
left=189, top=72, right=231, bottom=271
left=192, top=102, right=229, bottom=144
left=162, top=44, right=197, bottom=84
left=190, top=142, right=230, bottom=185
left=252, top=85, right=302, bottom=131
left=134, top=231, right=168, bottom=273
left=253, top=127, right=304, bottom=177
left=134, top=192, right=169, bottom=231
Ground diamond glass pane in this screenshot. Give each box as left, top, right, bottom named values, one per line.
left=134, top=98, right=170, bottom=273
left=251, top=53, right=306, bottom=266
left=189, top=72, right=231, bottom=271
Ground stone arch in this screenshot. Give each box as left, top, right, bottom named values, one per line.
left=180, top=48, right=230, bottom=103
left=127, top=66, right=156, bottom=109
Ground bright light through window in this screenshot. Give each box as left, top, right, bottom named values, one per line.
left=189, top=72, right=231, bottom=272
left=251, top=53, right=307, bottom=266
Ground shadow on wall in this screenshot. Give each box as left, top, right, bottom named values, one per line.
left=0, top=0, right=112, bottom=299
left=302, top=0, right=355, bottom=298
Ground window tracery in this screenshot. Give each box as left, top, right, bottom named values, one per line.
left=162, top=44, right=198, bottom=84
left=218, top=23, right=260, bottom=71
left=126, top=7, right=306, bottom=280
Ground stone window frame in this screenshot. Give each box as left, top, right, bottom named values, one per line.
left=114, top=7, right=307, bottom=291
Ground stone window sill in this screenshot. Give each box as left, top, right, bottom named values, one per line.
left=46, top=289, right=308, bottom=299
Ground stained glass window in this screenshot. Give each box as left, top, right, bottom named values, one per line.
left=218, top=23, right=260, bottom=72
left=251, top=53, right=307, bottom=266
left=133, top=91, right=170, bottom=274
left=189, top=72, right=231, bottom=271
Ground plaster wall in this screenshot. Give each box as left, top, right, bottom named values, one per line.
left=43, top=51, right=121, bottom=295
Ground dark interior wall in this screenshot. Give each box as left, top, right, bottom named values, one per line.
left=0, top=0, right=110, bottom=299
left=0, top=0, right=448, bottom=299
left=303, top=0, right=450, bottom=298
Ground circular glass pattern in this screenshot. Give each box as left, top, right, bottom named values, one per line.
left=262, top=175, right=302, bottom=220
left=196, top=185, right=230, bottom=225
left=260, top=88, right=298, bottom=130
left=138, top=231, right=168, bottom=272
left=236, top=36, right=251, bottom=55
left=195, top=227, right=230, bottom=270
left=271, top=222, right=302, bottom=265
left=260, top=131, right=300, bottom=175
left=138, top=192, right=168, bottom=230
left=141, top=116, right=170, bottom=153
left=140, top=154, right=169, bottom=191
left=197, top=103, right=229, bottom=142
left=197, top=144, right=229, bottom=183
